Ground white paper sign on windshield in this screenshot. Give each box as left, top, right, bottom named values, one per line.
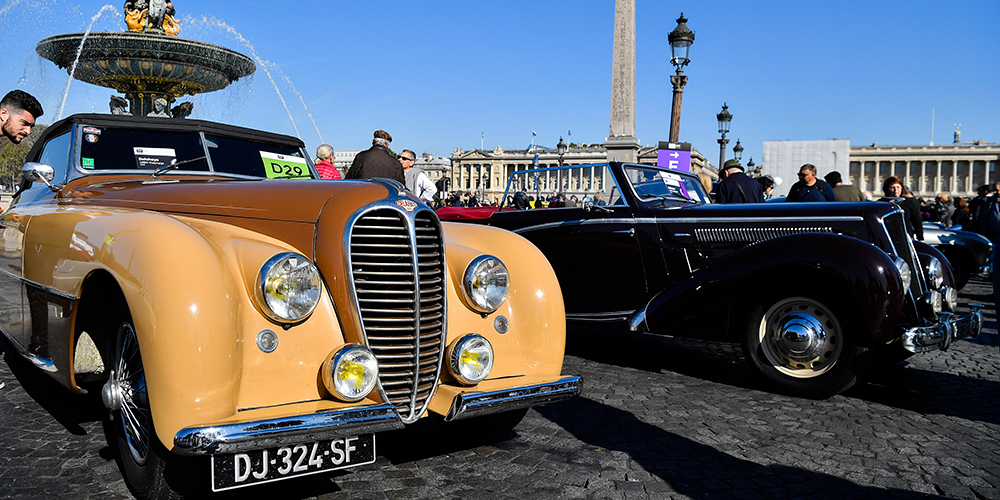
left=133, top=147, right=176, bottom=170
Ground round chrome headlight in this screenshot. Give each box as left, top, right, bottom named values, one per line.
left=323, top=344, right=379, bottom=402
left=463, top=255, right=509, bottom=313
left=447, top=334, right=494, bottom=385
left=256, top=252, right=322, bottom=322
left=924, top=256, right=944, bottom=290
left=892, top=256, right=912, bottom=290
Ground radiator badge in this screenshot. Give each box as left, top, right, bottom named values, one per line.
left=396, top=199, right=418, bottom=212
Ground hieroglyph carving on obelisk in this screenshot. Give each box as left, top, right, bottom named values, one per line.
left=606, top=0, right=639, bottom=162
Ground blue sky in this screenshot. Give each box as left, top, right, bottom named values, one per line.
left=1, top=0, right=997, bottom=171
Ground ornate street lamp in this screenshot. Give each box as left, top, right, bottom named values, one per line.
left=733, top=139, right=743, bottom=162
left=667, top=13, right=694, bottom=143
left=717, top=103, right=732, bottom=176
left=557, top=137, right=568, bottom=167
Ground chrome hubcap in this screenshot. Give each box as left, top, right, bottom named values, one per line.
left=101, top=372, right=124, bottom=411
left=759, top=298, right=842, bottom=378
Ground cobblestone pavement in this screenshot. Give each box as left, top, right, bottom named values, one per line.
left=1, top=278, right=997, bottom=500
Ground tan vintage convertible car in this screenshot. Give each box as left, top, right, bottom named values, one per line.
left=0, top=113, right=580, bottom=498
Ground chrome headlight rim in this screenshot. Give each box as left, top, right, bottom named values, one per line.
left=462, top=255, right=510, bottom=314
left=892, top=256, right=912, bottom=291
left=924, top=256, right=944, bottom=290
left=323, top=344, right=379, bottom=402
left=255, top=252, right=322, bottom=323
left=447, top=334, right=494, bottom=386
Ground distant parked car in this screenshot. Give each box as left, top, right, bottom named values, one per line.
left=922, top=222, right=993, bottom=289
left=439, top=162, right=982, bottom=398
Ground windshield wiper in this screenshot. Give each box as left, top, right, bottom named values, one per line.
left=152, top=155, right=207, bottom=178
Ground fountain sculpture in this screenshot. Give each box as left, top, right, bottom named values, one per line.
left=35, top=2, right=255, bottom=117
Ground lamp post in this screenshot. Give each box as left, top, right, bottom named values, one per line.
left=557, top=137, right=567, bottom=167
left=667, top=13, right=694, bottom=143
left=717, top=103, right=732, bottom=176
left=733, top=139, right=743, bottom=163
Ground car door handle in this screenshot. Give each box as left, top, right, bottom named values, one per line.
left=612, top=228, right=635, bottom=237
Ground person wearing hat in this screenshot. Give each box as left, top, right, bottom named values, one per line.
left=345, top=130, right=404, bottom=183
left=824, top=170, right=864, bottom=202
left=716, top=159, right=764, bottom=204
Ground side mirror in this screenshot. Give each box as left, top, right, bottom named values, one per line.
left=22, top=162, right=58, bottom=192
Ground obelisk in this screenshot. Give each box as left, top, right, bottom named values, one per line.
left=605, top=0, right=639, bottom=163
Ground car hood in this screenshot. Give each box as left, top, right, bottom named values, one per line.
left=57, top=176, right=391, bottom=223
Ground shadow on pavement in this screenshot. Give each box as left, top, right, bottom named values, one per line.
left=851, top=363, right=1000, bottom=426
left=565, top=325, right=768, bottom=393
left=1, top=336, right=107, bottom=436
left=537, top=396, right=953, bottom=499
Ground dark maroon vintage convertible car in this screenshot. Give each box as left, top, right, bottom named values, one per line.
left=438, top=162, right=983, bottom=398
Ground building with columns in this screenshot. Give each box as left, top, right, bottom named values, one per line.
left=448, top=143, right=710, bottom=205
left=849, top=139, right=999, bottom=197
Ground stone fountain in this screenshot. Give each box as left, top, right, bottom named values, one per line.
left=35, top=1, right=255, bottom=117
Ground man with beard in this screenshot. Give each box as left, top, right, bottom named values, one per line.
left=0, top=90, right=43, bottom=146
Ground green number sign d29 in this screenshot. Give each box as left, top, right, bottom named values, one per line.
left=260, top=151, right=311, bottom=179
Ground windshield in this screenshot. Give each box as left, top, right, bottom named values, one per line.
left=622, top=165, right=711, bottom=204
left=77, top=125, right=312, bottom=179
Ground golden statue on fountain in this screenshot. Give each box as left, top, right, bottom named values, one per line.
left=124, top=0, right=181, bottom=36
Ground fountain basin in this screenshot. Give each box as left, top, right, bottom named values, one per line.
left=37, top=32, right=255, bottom=115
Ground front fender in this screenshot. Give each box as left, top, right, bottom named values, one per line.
left=427, top=222, right=567, bottom=416
left=641, top=233, right=905, bottom=346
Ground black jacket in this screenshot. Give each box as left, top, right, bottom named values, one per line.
left=345, top=145, right=404, bottom=183
left=716, top=172, right=764, bottom=203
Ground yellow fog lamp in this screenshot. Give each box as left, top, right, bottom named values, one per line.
left=447, top=334, right=494, bottom=385
left=322, top=344, right=379, bottom=402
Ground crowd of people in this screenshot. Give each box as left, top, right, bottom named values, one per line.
left=714, top=159, right=1000, bottom=243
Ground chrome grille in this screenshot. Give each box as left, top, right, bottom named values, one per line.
left=349, top=208, right=446, bottom=423
left=695, top=226, right=833, bottom=244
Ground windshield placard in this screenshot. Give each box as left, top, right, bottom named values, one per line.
left=261, top=151, right=310, bottom=179
left=133, top=147, right=176, bottom=170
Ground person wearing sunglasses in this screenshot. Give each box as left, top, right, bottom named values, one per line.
left=785, top=163, right=835, bottom=202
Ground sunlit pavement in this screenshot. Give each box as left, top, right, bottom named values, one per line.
left=1, top=278, right=997, bottom=500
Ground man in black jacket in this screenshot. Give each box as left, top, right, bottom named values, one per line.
left=716, top=159, right=764, bottom=203
left=345, top=130, right=404, bottom=183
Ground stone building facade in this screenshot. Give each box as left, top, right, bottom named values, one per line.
left=849, top=140, right=1000, bottom=197
left=448, top=144, right=710, bottom=205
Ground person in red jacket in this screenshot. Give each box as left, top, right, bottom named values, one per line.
left=314, top=144, right=341, bottom=179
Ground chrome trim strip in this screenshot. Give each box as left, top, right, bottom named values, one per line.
left=566, top=310, right=636, bottom=319
left=444, top=376, right=582, bottom=422
left=637, top=216, right=865, bottom=224
left=628, top=308, right=647, bottom=332
left=513, top=218, right=636, bottom=234
left=173, top=404, right=403, bottom=456
left=0, top=270, right=77, bottom=301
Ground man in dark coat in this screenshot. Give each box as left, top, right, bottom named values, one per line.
left=716, top=159, right=764, bottom=203
left=345, top=130, right=404, bottom=183
left=786, top=163, right=835, bottom=202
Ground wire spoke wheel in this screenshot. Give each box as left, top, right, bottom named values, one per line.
left=114, top=322, right=151, bottom=464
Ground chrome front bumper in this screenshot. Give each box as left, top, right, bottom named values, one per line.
left=901, top=306, right=983, bottom=353
left=444, top=376, right=582, bottom=422
left=173, top=403, right=404, bottom=456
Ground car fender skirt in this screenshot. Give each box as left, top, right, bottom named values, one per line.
left=172, top=403, right=404, bottom=456
left=642, top=233, right=905, bottom=345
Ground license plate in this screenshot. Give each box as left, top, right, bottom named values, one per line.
left=211, top=434, right=376, bottom=491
